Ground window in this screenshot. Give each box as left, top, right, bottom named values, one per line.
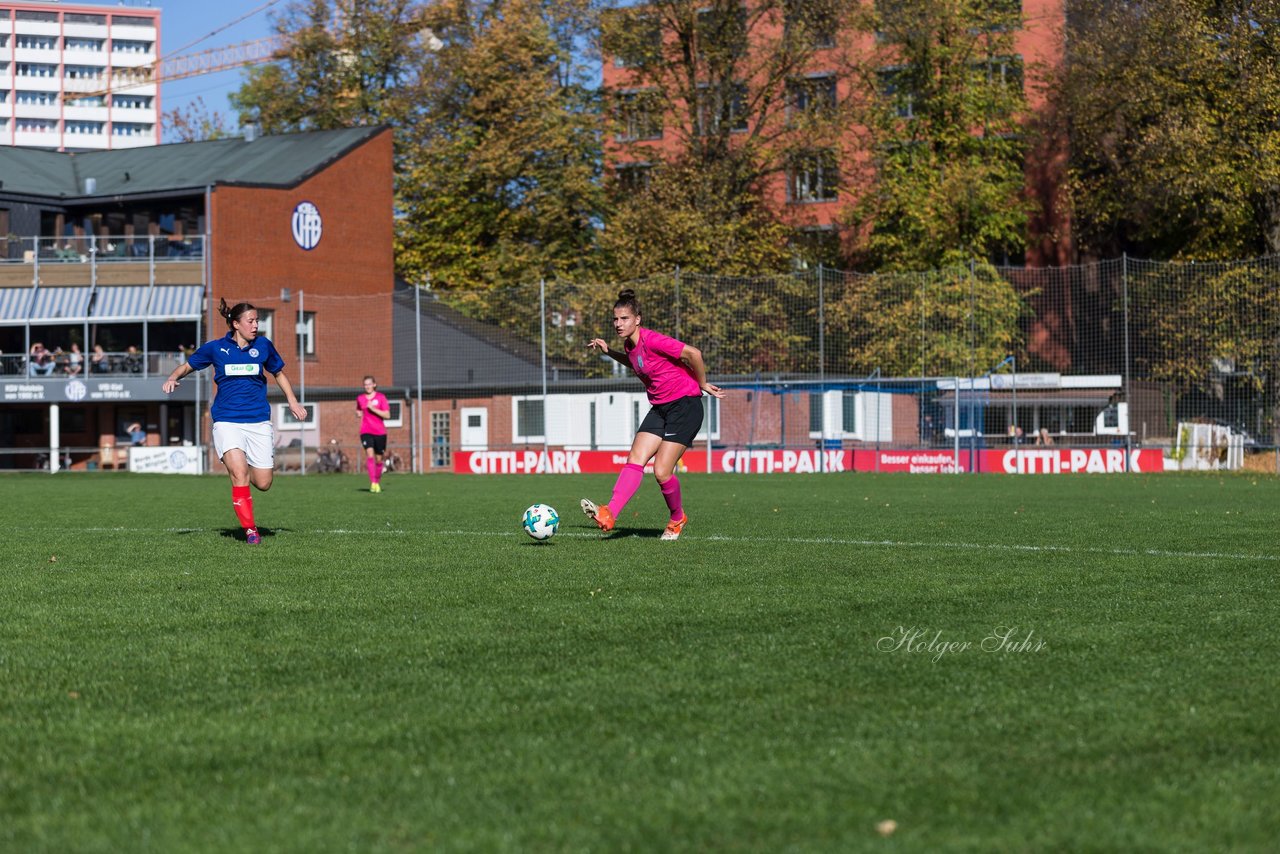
left=112, top=40, right=153, bottom=54
left=615, top=163, right=653, bottom=194
left=111, top=15, right=155, bottom=27
left=17, top=63, right=58, bottom=78
left=65, top=38, right=105, bottom=52
left=255, top=309, right=274, bottom=340
left=784, top=0, right=836, bottom=49
left=276, top=402, right=317, bottom=430
left=17, top=35, right=57, bottom=50
left=696, top=82, right=749, bottom=135
left=17, top=91, right=58, bottom=106
left=878, top=67, right=919, bottom=119
left=790, top=227, right=842, bottom=270
left=615, top=91, right=662, bottom=142
left=809, top=391, right=856, bottom=435
left=65, top=121, right=104, bottom=135
left=296, top=311, right=315, bottom=356
left=696, top=6, right=748, bottom=62
left=112, top=95, right=152, bottom=109
left=787, top=150, right=839, bottom=202
left=607, top=9, right=662, bottom=68
left=514, top=396, right=546, bottom=442
left=65, top=66, right=105, bottom=81
left=383, top=400, right=404, bottom=428
left=985, top=55, right=1024, bottom=91
left=67, top=95, right=106, bottom=108
left=66, top=13, right=108, bottom=25
left=431, top=410, right=452, bottom=468
left=112, top=123, right=153, bottom=137
left=787, top=74, right=837, bottom=119
left=16, top=10, right=58, bottom=22
left=695, top=396, right=721, bottom=441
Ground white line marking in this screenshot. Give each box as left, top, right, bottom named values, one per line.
left=11, top=526, right=1275, bottom=562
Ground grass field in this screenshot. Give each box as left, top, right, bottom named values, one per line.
left=2, top=470, right=1278, bottom=851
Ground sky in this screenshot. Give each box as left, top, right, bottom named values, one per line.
left=152, top=0, right=282, bottom=141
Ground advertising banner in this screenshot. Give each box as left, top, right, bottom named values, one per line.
left=453, top=448, right=1166, bottom=475
left=128, top=446, right=204, bottom=475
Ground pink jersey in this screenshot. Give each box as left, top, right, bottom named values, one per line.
left=625, top=328, right=702, bottom=404
left=357, top=391, right=389, bottom=435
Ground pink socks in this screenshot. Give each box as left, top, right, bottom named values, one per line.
left=659, top=475, right=683, bottom=521
left=607, top=463, right=645, bottom=516
left=367, top=456, right=381, bottom=485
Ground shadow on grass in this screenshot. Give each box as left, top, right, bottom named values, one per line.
left=215, top=527, right=286, bottom=542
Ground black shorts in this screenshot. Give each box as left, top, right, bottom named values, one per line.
left=638, top=394, right=705, bottom=447
left=360, top=433, right=387, bottom=455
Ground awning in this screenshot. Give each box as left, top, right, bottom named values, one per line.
left=92, top=286, right=151, bottom=322
left=148, top=285, right=203, bottom=320
left=29, top=286, right=93, bottom=323
left=0, top=288, right=33, bottom=324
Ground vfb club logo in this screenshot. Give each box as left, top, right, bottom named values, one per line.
left=291, top=201, right=323, bottom=250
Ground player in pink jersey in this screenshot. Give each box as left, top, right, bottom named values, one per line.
left=356, top=375, right=391, bottom=493
left=581, top=288, right=725, bottom=540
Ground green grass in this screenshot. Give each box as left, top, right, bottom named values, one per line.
left=2, top=471, right=1279, bottom=852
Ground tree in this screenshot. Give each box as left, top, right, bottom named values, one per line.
left=1056, top=0, right=1280, bottom=259
left=847, top=0, right=1034, bottom=271
left=230, top=0, right=603, bottom=291
left=1130, top=261, right=1280, bottom=440
left=597, top=0, right=868, bottom=273
left=162, top=97, right=232, bottom=143
left=826, top=262, right=1028, bottom=377
left=230, top=0, right=431, bottom=133
left=394, top=0, right=604, bottom=290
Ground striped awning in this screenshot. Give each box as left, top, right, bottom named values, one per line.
left=29, top=287, right=93, bottom=323
left=92, top=286, right=151, bottom=322
left=148, top=285, right=203, bottom=320
left=0, top=288, right=34, bottom=324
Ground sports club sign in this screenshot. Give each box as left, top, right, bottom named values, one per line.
left=454, top=447, right=1166, bottom=475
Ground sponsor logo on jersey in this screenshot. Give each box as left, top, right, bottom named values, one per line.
left=225, top=363, right=261, bottom=376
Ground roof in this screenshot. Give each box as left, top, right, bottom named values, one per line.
left=0, top=126, right=387, bottom=199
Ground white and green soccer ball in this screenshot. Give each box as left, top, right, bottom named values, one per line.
left=522, top=504, right=559, bottom=541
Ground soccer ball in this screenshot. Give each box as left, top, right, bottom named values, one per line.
left=522, top=504, right=559, bottom=541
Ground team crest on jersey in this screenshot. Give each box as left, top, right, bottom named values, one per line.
left=249, top=348, right=260, bottom=358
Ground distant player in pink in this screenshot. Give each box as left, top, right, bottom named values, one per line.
left=356, top=375, right=390, bottom=493
left=581, top=288, right=725, bottom=540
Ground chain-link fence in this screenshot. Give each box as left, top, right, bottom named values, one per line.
left=402, top=256, right=1279, bottom=473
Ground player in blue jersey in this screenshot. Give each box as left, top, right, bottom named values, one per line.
left=162, top=299, right=308, bottom=544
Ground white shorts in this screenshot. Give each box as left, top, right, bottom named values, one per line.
left=212, top=420, right=275, bottom=469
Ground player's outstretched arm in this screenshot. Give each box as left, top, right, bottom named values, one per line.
left=162, top=362, right=193, bottom=394
left=272, top=371, right=309, bottom=422
left=587, top=337, right=629, bottom=366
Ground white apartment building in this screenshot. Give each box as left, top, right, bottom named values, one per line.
left=1, top=1, right=159, bottom=150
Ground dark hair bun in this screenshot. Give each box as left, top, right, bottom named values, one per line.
left=618, top=288, right=636, bottom=301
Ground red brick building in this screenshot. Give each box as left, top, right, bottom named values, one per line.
left=601, top=0, right=1069, bottom=267
left=0, top=126, right=398, bottom=471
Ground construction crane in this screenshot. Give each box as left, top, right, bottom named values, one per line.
left=87, top=11, right=440, bottom=100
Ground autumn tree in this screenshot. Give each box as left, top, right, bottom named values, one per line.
left=597, top=0, right=868, bottom=274
left=847, top=0, right=1034, bottom=271
left=1130, top=260, right=1280, bottom=440
left=230, top=0, right=430, bottom=133
left=1056, top=0, right=1280, bottom=259
left=162, top=97, right=232, bottom=143
left=394, top=0, right=604, bottom=290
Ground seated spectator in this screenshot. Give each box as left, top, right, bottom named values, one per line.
left=1036, top=428, right=1054, bottom=446
left=122, top=345, right=142, bottom=373
left=64, top=343, right=83, bottom=376
left=126, top=422, right=146, bottom=446
left=28, top=342, right=55, bottom=376
left=90, top=344, right=110, bottom=373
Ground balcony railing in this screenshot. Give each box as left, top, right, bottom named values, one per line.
left=0, top=234, right=206, bottom=288
left=1, top=349, right=190, bottom=381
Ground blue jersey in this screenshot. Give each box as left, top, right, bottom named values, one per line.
left=187, top=332, right=285, bottom=423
